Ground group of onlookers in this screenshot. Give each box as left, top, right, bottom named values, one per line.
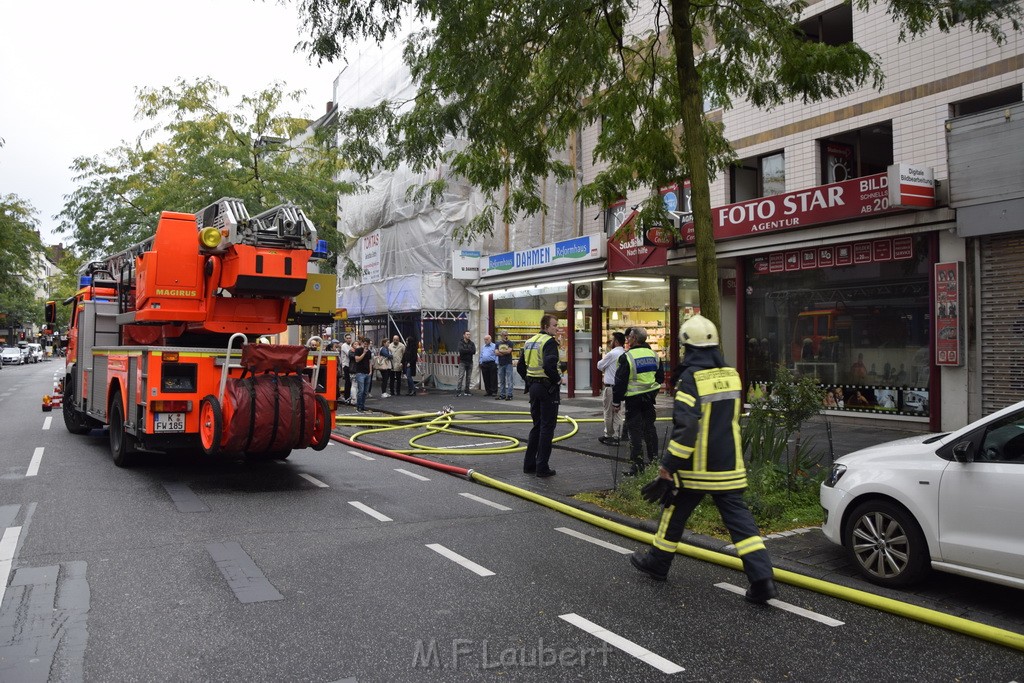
left=329, top=333, right=419, bottom=412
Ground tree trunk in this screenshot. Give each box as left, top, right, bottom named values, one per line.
left=669, top=0, right=721, bottom=330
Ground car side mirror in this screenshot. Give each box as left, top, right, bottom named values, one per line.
left=952, top=441, right=974, bottom=463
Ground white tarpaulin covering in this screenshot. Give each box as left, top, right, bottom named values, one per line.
left=337, top=272, right=470, bottom=317
left=332, top=33, right=578, bottom=317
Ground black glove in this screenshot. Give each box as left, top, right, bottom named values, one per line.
left=641, top=477, right=676, bottom=506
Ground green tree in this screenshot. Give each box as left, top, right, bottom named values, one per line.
left=0, top=194, right=45, bottom=340
left=58, top=78, right=355, bottom=269
left=294, top=0, right=1021, bottom=327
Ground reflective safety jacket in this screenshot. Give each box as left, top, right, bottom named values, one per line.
left=663, top=346, right=746, bottom=491
left=520, top=333, right=559, bottom=382
left=623, top=347, right=660, bottom=397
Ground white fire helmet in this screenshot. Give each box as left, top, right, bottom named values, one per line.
left=680, top=314, right=719, bottom=348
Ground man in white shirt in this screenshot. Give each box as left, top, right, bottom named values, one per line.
left=596, top=332, right=626, bottom=444
left=339, top=333, right=353, bottom=404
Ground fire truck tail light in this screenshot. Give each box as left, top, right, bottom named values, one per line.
left=151, top=400, right=192, bottom=412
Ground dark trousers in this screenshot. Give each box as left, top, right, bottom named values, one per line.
left=624, top=393, right=659, bottom=466
left=480, top=362, right=497, bottom=395
left=388, top=368, right=402, bottom=395
left=405, top=364, right=417, bottom=393
left=342, top=367, right=352, bottom=400
left=379, top=369, right=390, bottom=394
left=523, top=381, right=560, bottom=473
left=655, top=488, right=774, bottom=583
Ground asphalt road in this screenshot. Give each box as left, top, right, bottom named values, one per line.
left=1, top=362, right=1022, bottom=681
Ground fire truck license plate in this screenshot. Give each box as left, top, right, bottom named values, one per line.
left=154, top=412, right=185, bottom=433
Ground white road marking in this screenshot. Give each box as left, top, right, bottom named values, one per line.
left=347, top=449, right=375, bottom=461
left=0, top=526, right=23, bottom=606
left=458, top=492, right=512, bottom=511
left=298, top=473, right=330, bottom=488
left=555, top=527, right=633, bottom=555
left=395, top=468, right=430, bottom=481
left=559, top=613, right=684, bottom=674
left=348, top=501, right=392, bottom=522
left=445, top=441, right=508, bottom=449
left=42, top=416, right=52, bottom=430
left=714, top=582, right=845, bottom=626
left=426, top=543, right=495, bottom=577
left=26, top=447, right=44, bottom=477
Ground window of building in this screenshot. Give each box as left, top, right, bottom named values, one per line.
left=819, top=122, right=893, bottom=185
left=797, top=4, right=853, bottom=46
left=950, top=85, right=1022, bottom=118
left=743, top=234, right=932, bottom=416
left=605, top=198, right=629, bottom=236
left=731, top=151, right=785, bottom=202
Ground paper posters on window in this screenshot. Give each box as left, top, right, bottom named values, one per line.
left=934, top=262, right=964, bottom=367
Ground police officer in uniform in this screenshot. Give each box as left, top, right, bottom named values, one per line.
left=629, top=315, right=778, bottom=603
left=516, top=314, right=561, bottom=477
left=612, top=327, right=664, bottom=476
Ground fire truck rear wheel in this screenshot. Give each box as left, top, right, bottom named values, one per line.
left=109, top=393, right=137, bottom=468
left=199, top=395, right=223, bottom=456
left=310, top=395, right=332, bottom=451
left=63, top=375, right=93, bottom=435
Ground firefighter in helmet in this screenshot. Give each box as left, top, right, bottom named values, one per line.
left=629, top=314, right=778, bottom=603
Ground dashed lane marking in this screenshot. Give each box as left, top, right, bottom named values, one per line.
left=42, top=417, right=52, bottom=430
left=395, top=468, right=430, bottom=481
left=26, top=447, right=44, bottom=477
left=556, top=527, right=633, bottom=555
left=299, top=473, right=330, bottom=488
left=0, top=526, right=23, bottom=607
left=714, top=582, right=845, bottom=626
left=426, top=543, right=495, bottom=577
left=348, top=501, right=392, bottom=522
left=559, top=613, right=684, bottom=674
left=458, top=492, right=512, bottom=511
left=347, top=449, right=375, bottom=461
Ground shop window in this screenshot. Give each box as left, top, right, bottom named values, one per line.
left=819, top=122, right=893, bottom=184
left=731, top=151, right=785, bottom=202
left=949, top=85, right=1022, bottom=118
left=797, top=4, right=853, bottom=46
left=743, top=234, right=932, bottom=417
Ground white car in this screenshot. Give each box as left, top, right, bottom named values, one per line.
left=821, top=400, right=1024, bottom=590
left=1, top=347, right=24, bottom=365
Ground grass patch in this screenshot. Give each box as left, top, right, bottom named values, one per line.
left=574, top=462, right=825, bottom=539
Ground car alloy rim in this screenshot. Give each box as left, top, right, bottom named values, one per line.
left=851, top=511, right=910, bottom=579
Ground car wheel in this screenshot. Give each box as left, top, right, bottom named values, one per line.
left=844, top=499, right=930, bottom=587
left=109, top=393, right=137, bottom=468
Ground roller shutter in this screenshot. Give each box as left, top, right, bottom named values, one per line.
left=980, top=233, right=1024, bottom=413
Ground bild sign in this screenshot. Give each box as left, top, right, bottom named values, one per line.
left=680, top=167, right=933, bottom=245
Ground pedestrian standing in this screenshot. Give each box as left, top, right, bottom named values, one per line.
left=495, top=330, right=515, bottom=400
left=339, top=333, right=353, bottom=404
left=629, top=315, right=778, bottom=603
left=517, top=314, right=561, bottom=477
left=596, top=331, right=626, bottom=444
left=612, top=327, right=664, bottom=476
left=479, top=334, right=498, bottom=396
left=376, top=339, right=393, bottom=397
left=350, top=337, right=371, bottom=412
left=456, top=330, right=476, bottom=396
left=402, top=336, right=419, bottom=395
left=388, top=335, right=406, bottom=396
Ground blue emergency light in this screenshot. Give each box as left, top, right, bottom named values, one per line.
left=313, top=239, right=329, bottom=258
left=79, top=275, right=93, bottom=287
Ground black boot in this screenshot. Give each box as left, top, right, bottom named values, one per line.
left=629, top=549, right=673, bottom=581
left=745, top=578, right=779, bottom=604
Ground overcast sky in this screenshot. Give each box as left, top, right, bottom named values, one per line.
left=0, top=0, right=346, bottom=244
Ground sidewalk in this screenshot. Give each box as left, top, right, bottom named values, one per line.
left=332, top=386, right=1024, bottom=635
